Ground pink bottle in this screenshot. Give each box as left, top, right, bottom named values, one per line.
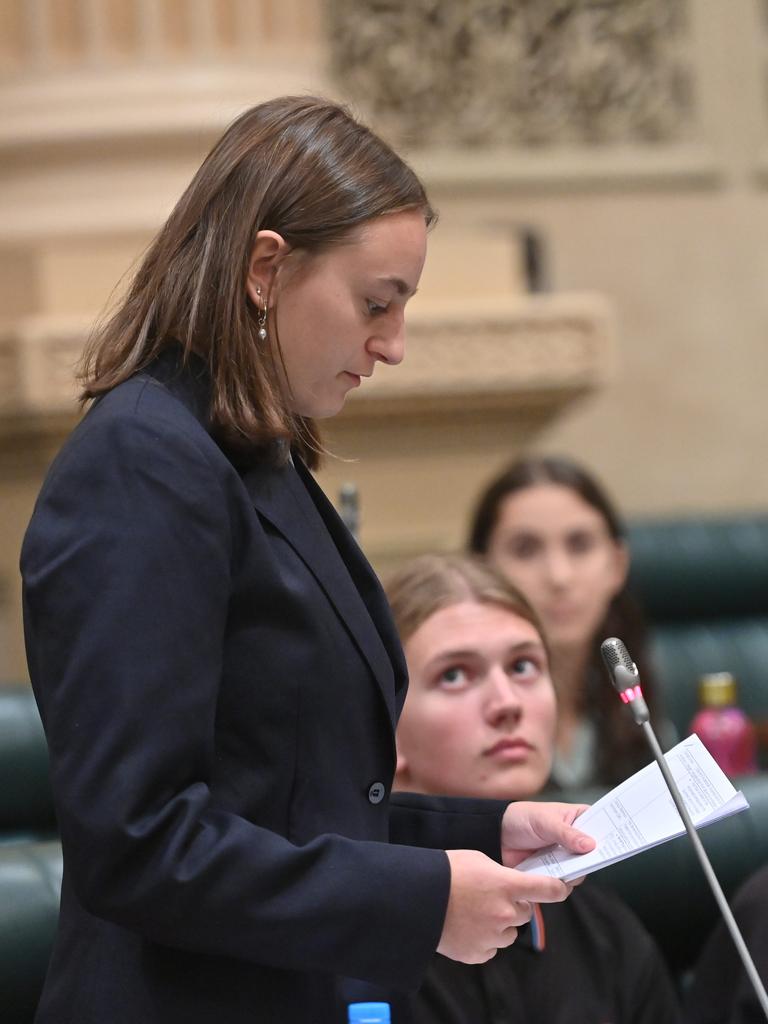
left=690, top=672, right=757, bottom=777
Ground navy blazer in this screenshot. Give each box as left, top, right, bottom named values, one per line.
left=21, top=352, right=504, bottom=1023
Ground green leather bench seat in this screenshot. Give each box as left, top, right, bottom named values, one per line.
left=0, top=684, right=56, bottom=842
left=627, top=516, right=768, bottom=740
left=628, top=517, right=768, bottom=622
left=650, top=619, right=768, bottom=743
left=0, top=840, right=62, bottom=1023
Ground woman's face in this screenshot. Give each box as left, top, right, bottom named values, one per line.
left=485, top=483, right=628, bottom=654
left=396, top=601, right=556, bottom=800
left=252, top=209, right=427, bottom=419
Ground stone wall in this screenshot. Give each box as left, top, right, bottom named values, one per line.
left=1, top=0, right=767, bottom=679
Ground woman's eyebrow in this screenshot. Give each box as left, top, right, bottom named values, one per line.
left=426, top=648, right=477, bottom=666
left=376, top=275, right=418, bottom=297
left=424, top=641, right=544, bottom=669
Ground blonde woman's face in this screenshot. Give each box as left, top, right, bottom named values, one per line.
left=396, top=601, right=556, bottom=800
left=485, top=484, right=628, bottom=654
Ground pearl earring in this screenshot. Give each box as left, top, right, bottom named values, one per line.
left=256, top=286, right=268, bottom=342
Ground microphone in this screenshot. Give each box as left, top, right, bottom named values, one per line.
left=599, top=638, right=650, bottom=724
left=600, top=637, right=768, bottom=1021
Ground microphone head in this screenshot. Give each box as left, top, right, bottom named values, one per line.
left=600, top=636, right=637, bottom=684
left=600, top=637, right=649, bottom=723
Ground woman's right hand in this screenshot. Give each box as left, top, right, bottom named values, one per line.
left=436, top=849, right=574, bottom=964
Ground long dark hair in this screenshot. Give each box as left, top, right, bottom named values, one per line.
left=468, top=455, right=659, bottom=787
left=79, top=95, right=435, bottom=467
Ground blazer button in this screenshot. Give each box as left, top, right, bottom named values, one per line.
left=367, top=781, right=386, bottom=805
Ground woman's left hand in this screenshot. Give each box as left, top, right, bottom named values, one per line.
left=500, top=801, right=595, bottom=869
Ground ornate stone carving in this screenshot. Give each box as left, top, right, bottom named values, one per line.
left=328, top=0, right=693, bottom=147
left=0, top=317, right=85, bottom=417
left=0, top=296, right=610, bottom=427
left=343, top=294, right=613, bottom=411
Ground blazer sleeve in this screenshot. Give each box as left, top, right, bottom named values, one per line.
left=21, top=407, right=449, bottom=990
left=389, top=792, right=505, bottom=861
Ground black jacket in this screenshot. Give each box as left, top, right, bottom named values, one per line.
left=21, top=352, right=504, bottom=1023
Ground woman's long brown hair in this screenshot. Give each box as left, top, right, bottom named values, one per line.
left=79, top=95, right=435, bottom=467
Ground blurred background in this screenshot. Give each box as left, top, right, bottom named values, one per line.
left=1, top=0, right=767, bottom=684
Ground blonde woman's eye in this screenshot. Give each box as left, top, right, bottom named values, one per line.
left=439, top=666, right=467, bottom=688
left=511, top=657, right=538, bottom=678
left=367, top=300, right=388, bottom=316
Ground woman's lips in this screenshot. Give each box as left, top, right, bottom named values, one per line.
left=484, top=738, right=533, bottom=762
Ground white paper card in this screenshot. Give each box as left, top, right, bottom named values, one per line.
left=517, top=734, right=749, bottom=882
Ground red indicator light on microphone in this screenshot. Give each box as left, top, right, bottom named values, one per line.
left=620, top=685, right=643, bottom=704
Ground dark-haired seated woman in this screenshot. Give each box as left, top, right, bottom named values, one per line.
left=468, top=456, right=675, bottom=791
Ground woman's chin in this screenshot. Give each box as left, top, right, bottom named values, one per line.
left=482, top=771, right=546, bottom=802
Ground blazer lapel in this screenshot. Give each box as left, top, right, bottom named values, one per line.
left=241, top=458, right=400, bottom=726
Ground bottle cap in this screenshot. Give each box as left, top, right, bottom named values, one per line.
left=347, top=1003, right=391, bottom=1023
left=698, top=671, right=737, bottom=708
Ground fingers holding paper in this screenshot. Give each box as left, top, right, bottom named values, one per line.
left=436, top=849, right=580, bottom=965
left=500, top=800, right=595, bottom=869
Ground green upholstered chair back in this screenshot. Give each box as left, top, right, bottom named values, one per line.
left=627, top=516, right=768, bottom=739
left=0, top=684, right=56, bottom=840
left=0, top=840, right=62, bottom=1023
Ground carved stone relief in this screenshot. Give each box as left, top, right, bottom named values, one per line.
left=327, top=0, right=693, bottom=148
left=0, top=297, right=610, bottom=425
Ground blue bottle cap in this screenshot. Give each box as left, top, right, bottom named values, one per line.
left=347, top=1002, right=391, bottom=1023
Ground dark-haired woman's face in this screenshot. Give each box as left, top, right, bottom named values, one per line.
left=270, top=210, right=427, bottom=418
left=485, top=483, right=628, bottom=653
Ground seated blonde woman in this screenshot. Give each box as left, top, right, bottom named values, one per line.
left=387, top=553, right=680, bottom=1024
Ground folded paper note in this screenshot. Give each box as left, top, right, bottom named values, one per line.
left=517, top=734, right=749, bottom=882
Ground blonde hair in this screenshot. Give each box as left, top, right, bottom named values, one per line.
left=385, top=553, right=546, bottom=650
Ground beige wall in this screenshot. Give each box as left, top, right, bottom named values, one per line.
left=1, top=0, right=767, bottom=681
left=438, top=187, right=768, bottom=515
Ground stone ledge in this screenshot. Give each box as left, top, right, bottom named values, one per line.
left=0, top=315, right=86, bottom=417
left=0, top=62, right=327, bottom=152
left=410, top=145, right=723, bottom=194
left=340, top=292, right=614, bottom=417
left=0, top=292, right=614, bottom=432
left=0, top=293, right=613, bottom=429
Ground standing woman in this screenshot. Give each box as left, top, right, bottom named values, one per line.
left=468, top=455, right=670, bottom=790
left=21, top=98, right=593, bottom=1024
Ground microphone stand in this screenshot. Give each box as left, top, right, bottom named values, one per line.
left=614, top=663, right=768, bottom=1020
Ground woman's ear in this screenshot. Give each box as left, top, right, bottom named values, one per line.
left=245, top=230, right=290, bottom=307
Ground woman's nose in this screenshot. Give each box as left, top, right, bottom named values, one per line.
left=367, top=315, right=405, bottom=366
left=484, top=670, right=523, bottom=725
left=543, top=549, right=573, bottom=588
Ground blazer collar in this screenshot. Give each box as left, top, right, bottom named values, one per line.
left=139, top=350, right=404, bottom=725
left=241, top=456, right=402, bottom=726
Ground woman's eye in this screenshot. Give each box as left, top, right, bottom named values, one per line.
left=366, top=300, right=389, bottom=316
left=509, top=657, right=539, bottom=679
left=567, top=530, right=598, bottom=555
left=438, top=666, right=468, bottom=688
left=505, top=534, right=539, bottom=559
